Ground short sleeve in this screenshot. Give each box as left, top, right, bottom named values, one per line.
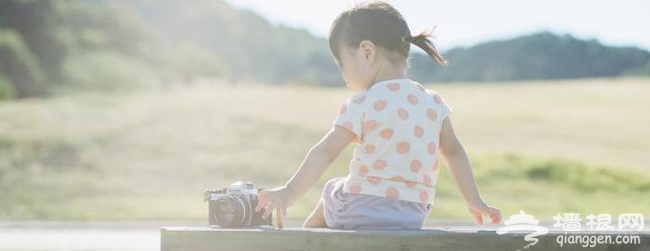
left=332, top=98, right=364, bottom=139
left=427, top=90, right=453, bottom=119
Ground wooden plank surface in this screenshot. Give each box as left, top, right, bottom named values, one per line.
left=161, top=227, right=650, bottom=251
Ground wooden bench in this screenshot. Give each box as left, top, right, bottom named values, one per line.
left=161, top=227, right=650, bottom=251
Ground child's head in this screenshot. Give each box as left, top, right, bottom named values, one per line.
left=329, top=1, right=446, bottom=92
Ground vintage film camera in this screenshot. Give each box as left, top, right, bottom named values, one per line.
left=204, top=181, right=272, bottom=228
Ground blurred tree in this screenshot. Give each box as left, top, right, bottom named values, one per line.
left=0, top=28, right=45, bottom=98
left=0, top=0, right=65, bottom=83
left=409, top=32, right=650, bottom=82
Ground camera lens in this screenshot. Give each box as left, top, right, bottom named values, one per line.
left=213, top=196, right=246, bottom=227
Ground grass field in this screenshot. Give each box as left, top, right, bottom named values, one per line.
left=0, top=77, right=649, bottom=223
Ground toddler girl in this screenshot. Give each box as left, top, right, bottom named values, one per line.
left=255, top=1, right=502, bottom=230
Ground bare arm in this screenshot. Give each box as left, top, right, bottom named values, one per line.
left=439, top=117, right=502, bottom=225
left=256, top=125, right=355, bottom=218
left=285, top=125, right=355, bottom=200
left=439, top=117, right=483, bottom=203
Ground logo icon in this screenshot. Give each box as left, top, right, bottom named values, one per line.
left=497, top=211, right=549, bottom=250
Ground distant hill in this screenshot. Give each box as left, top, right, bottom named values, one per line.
left=410, top=32, right=650, bottom=82
left=126, top=1, right=650, bottom=85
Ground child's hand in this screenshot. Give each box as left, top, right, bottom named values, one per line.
left=255, top=186, right=295, bottom=219
left=467, top=200, right=502, bottom=225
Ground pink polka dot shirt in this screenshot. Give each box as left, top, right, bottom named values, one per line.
left=333, top=78, right=453, bottom=205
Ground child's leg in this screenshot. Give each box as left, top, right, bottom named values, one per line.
left=302, top=198, right=328, bottom=228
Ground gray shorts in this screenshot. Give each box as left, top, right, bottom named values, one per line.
left=321, top=177, right=433, bottom=230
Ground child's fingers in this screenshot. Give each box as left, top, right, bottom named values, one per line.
left=257, top=189, right=291, bottom=219
left=256, top=190, right=269, bottom=212
left=262, top=203, right=275, bottom=219
left=255, top=201, right=265, bottom=212
left=256, top=198, right=269, bottom=213
left=260, top=204, right=268, bottom=217
left=491, top=214, right=499, bottom=224
left=489, top=212, right=497, bottom=224
left=474, top=213, right=483, bottom=225
left=275, top=208, right=284, bottom=229
left=484, top=206, right=497, bottom=223
left=281, top=205, right=287, bottom=217
left=490, top=207, right=503, bottom=224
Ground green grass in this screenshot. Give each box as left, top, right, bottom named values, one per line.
left=0, top=78, right=648, bottom=221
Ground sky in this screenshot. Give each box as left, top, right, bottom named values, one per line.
left=223, top=0, right=650, bottom=51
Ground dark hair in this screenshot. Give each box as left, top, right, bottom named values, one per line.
left=328, top=1, right=446, bottom=66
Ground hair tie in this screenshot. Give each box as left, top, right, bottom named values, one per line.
left=402, top=35, right=411, bottom=44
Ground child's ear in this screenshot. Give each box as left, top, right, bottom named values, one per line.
left=359, top=40, right=376, bottom=64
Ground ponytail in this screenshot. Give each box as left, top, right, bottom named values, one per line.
left=405, top=29, right=447, bottom=66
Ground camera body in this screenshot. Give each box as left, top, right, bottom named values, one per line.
left=204, top=181, right=272, bottom=228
